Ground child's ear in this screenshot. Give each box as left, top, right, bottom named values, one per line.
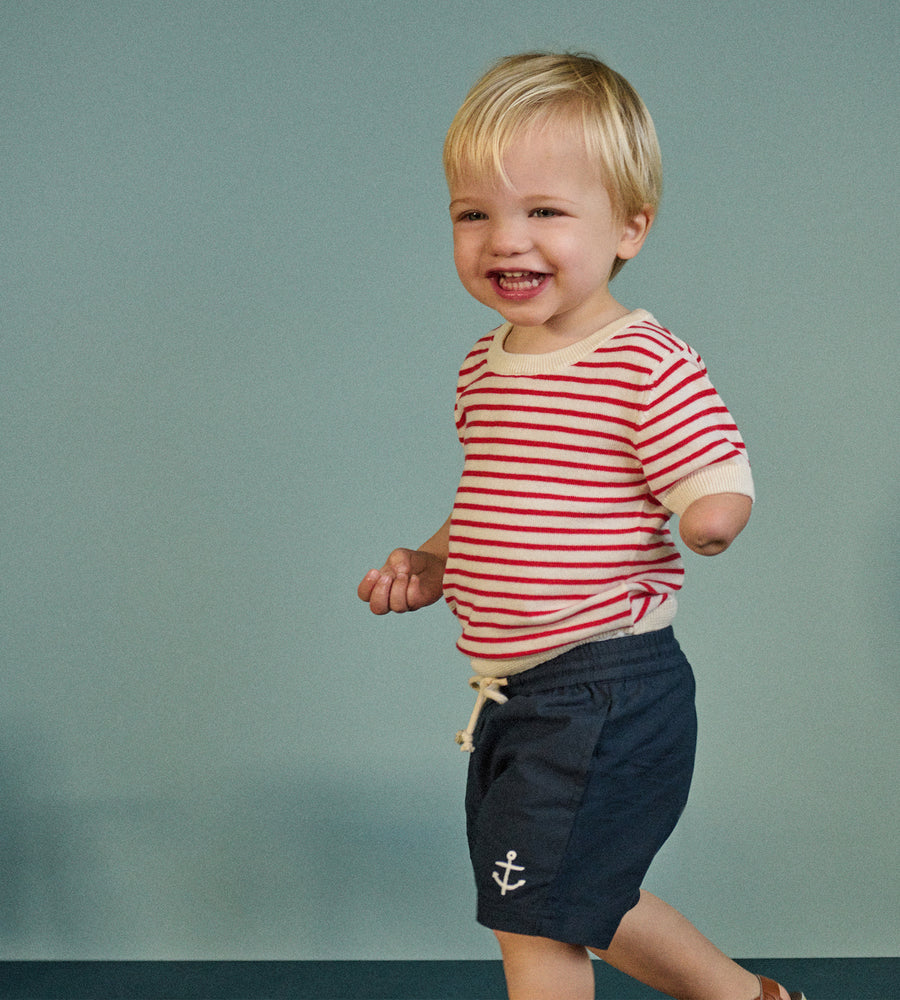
left=617, top=206, right=654, bottom=261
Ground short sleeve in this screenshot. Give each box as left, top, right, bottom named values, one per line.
left=659, top=461, right=755, bottom=516
left=636, top=348, right=752, bottom=502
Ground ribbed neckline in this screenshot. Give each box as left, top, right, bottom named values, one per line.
left=485, top=309, right=652, bottom=375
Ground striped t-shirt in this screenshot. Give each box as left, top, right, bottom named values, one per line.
left=443, top=310, right=754, bottom=674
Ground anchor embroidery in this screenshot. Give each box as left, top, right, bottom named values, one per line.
left=492, top=850, right=526, bottom=895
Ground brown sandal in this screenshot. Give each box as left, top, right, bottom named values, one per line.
left=757, top=974, right=807, bottom=1000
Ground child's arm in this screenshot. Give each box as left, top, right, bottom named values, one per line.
left=358, top=516, right=451, bottom=614
left=678, top=492, right=752, bottom=556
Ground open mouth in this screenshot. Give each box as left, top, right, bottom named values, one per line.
left=490, top=270, right=549, bottom=297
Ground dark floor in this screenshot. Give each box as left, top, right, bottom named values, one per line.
left=0, top=959, right=896, bottom=1000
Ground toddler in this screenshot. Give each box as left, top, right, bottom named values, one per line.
left=359, top=52, right=805, bottom=1000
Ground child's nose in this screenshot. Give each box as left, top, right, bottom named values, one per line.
left=489, top=219, right=531, bottom=256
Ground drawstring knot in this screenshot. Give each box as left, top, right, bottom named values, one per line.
left=455, top=676, right=508, bottom=752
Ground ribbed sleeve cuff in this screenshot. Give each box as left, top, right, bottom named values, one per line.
left=660, top=461, right=756, bottom=516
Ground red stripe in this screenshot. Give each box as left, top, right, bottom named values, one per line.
left=574, top=359, right=653, bottom=376
left=458, top=402, right=639, bottom=438
left=444, top=572, right=684, bottom=606
left=462, top=452, right=644, bottom=477
left=448, top=595, right=625, bottom=619
left=451, top=518, right=664, bottom=535
left=449, top=552, right=677, bottom=570
left=445, top=555, right=682, bottom=586
left=459, top=384, right=650, bottom=412
left=458, top=472, right=650, bottom=496
left=450, top=533, right=668, bottom=553
left=532, top=372, right=654, bottom=392
left=464, top=429, right=635, bottom=459
left=453, top=493, right=666, bottom=510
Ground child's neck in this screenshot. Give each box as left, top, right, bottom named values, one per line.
left=503, top=302, right=632, bottom=355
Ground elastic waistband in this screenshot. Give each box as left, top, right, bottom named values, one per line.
left=503, top=627, right=682, bottom=696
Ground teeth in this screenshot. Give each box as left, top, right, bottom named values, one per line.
left=497, top=271, right=544, bottom=288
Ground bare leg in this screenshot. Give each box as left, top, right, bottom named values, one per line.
left=491, top=892, right=790, bottom=1000
left=494, top=930, right=595, bottom=1000
left=590, top=890, right=783, bottom=1000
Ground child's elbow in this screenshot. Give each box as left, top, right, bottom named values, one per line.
left=681, top=531, right=734, bottom=557
left=678, top=493, right=752, bottom=557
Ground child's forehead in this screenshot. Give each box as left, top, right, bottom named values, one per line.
left=452, top=118, right=601, bottom=193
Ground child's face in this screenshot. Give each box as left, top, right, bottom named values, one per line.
left=448, top=120, right=649, bottom=346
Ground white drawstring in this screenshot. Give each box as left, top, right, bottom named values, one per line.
left=455, top=676, right=509, bottom=752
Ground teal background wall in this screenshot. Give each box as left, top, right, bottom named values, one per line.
left=2, top=0, right=897, bottom=961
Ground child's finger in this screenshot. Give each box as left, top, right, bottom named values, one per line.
left=369, top=572, right=398, bottom=615
left=358, top=570, right=395, bottom=614
left=385, top=548, right=413, bottom=577
left=357, top=568, right=381, bottom=602
left=388, top=571, right=414, bottom=613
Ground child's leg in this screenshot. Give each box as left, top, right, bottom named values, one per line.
left=494, top=930, right=595, bottom=1000
left=493, top=893, right=792, bottom=1000
left=589, top=890, right=784, bottom=1000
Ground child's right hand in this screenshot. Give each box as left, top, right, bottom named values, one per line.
left=357, top=548, right=446, bottom=615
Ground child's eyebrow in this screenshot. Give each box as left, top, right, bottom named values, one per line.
left=522, top=193, right=579, bottom=205
left=449, top=192, right=579, bottom=210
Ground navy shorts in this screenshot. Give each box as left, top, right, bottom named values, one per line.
left=465, top=627, right=697, bottom=948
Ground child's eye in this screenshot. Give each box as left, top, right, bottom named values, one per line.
left=530, top=208, right=560, bottom=218
left=459, top=210, right=487, bottom=222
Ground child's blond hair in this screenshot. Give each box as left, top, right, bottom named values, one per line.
left=443, top=52, right=662, bottom=278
